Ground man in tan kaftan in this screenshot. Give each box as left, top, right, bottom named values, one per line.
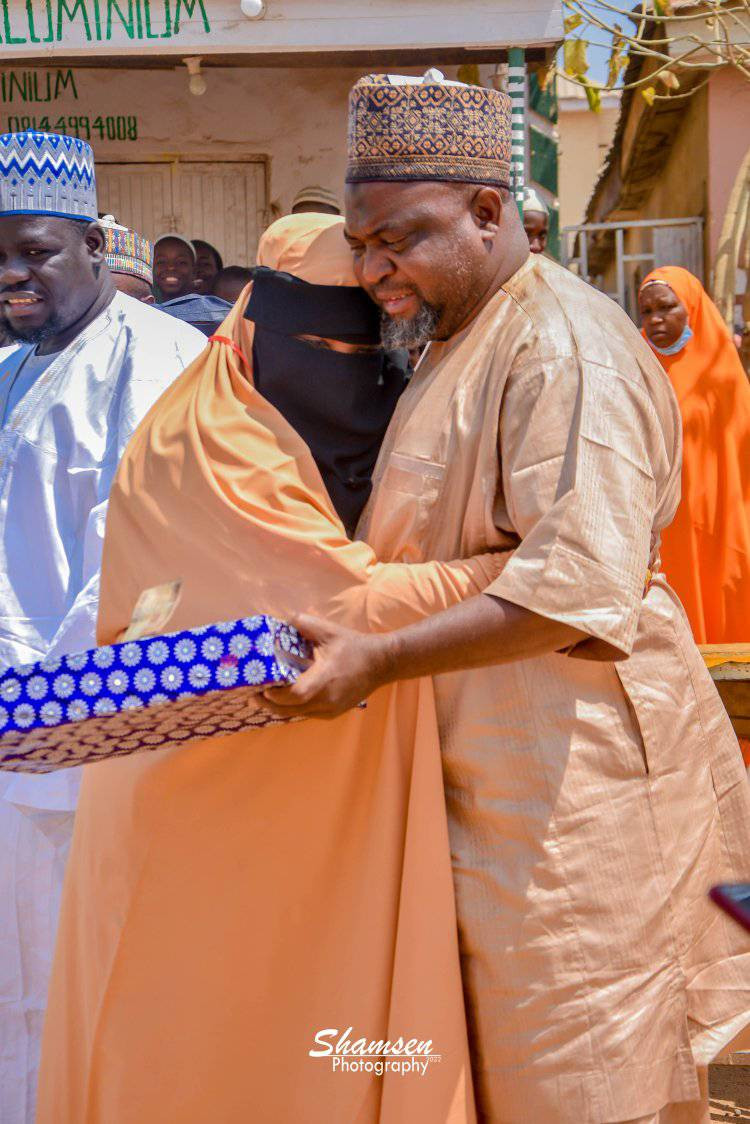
left=265, top=73, right=750, bottom=1124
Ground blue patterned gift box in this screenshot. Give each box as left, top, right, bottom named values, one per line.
left=0, top=616, right=311, bottom=773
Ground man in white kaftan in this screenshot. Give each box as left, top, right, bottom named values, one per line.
left=0, top=129, right=206, bottom=1123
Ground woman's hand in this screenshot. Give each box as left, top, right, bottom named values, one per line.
left=262, top=615, right=396, bottom=720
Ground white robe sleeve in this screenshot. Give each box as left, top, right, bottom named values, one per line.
left=5, top=364, right=194, bottom=818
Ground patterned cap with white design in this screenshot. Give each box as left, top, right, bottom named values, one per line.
left=0, top=131, right=97, bottom=221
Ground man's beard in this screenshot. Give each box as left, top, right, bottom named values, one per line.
left=380, top=301, right=440, bottom=351
left=0, top=310, right=65, bottom=347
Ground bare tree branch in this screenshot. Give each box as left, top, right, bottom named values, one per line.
left=560, top=0, right=750, bottom=97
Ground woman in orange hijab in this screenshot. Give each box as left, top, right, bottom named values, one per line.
left=639, top=265, right=750, bottom=644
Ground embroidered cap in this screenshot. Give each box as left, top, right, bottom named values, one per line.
left=102, top=216, right=153, bottom=284
left=0, top=131, right=97, bottom=221
left=291, top=185, right=340, bottom=213
left=346, top=70, right=512, bottom=188
left=154, top=233, right=196, bottom=260
left=522, top=187, right=549, bottom=216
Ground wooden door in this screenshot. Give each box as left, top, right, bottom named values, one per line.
left=95, top=163, right=173, bottom=243
left=96, top=160, right=267, bottom=266
left=173, top=162, right=266, bottom=266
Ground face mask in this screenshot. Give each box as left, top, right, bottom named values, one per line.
left=251, top=328, right=406, bottom=534
left=650, top=324, right=693, bottom=356
left=246, top=269, right=406, bottom=535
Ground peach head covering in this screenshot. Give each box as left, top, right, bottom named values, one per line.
left=640, top=265, right=750, bottom=646
left=256, top=211, right=358, bottom=286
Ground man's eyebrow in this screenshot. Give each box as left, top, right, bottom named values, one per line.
left=18, top=239, right=57, bottom=249
left=344, top=219, right=415, bottom=242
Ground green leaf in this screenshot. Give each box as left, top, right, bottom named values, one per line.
left=581, top=76, right=602, bottom=112
left=563, top=38, right=589, bottom=78
left=652, top=0, right=673, bottom=14
left=563, top=13, right=583, bottom=33
left=606, top=36, right=628, bottom=89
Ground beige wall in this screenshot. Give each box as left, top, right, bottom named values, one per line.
left=637, top=84, right=708, bottom=228
left=557, top=81, right=619, bottom=233
left=621, top=84, right=707, bottom=286
left=0, top=64, right=369, bottom=221
left=707, top=67, right=750, bottom=267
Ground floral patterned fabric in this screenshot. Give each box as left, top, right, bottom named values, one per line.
left=0, top=616, right=308, bottom=773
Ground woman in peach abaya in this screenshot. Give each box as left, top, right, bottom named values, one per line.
left=36, top=215, right=511, bottom=1124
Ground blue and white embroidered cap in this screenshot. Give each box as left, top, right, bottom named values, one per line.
left=0, top=131, right=97, bottom=221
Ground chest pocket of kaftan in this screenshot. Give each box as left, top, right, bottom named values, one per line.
left=376, top=453, right=446, bottom=563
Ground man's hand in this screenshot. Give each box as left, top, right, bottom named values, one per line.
left=262, top=595, right=591, bottom=721
left=262, top=615, right=396, bottom=720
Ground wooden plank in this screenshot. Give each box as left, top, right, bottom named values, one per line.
left=710, top=1062, right=750, bottom=1118
left=0, top=47, right=555, bottom=67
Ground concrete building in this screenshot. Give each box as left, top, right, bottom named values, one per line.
left=575, top=42, right=750, bottom=325
left=556, top=74, right=619, bottom=234
left=0, top=1, right=563, bottom=266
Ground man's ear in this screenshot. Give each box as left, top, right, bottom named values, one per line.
left=470, top=187, right=503, bottom=247
left=471, top=187, right=504, bottom=228
left=84, top=221, right=107, bottom=267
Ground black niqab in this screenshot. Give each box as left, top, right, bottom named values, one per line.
left=245, top=268, right=406, bottom=533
